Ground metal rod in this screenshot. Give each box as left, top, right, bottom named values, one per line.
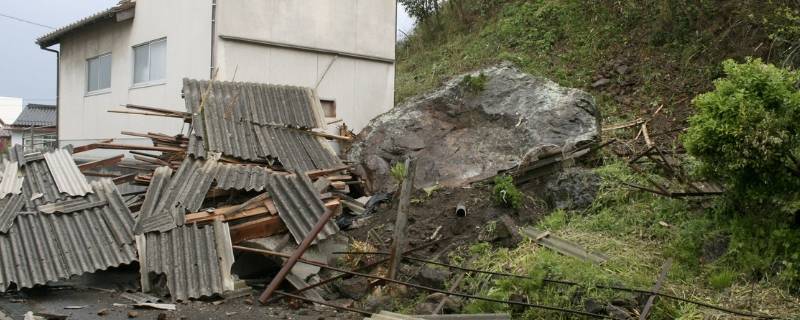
left=258, top=208, right=335, bottom=303
left=245, top=238, right=448, bottom=305
left=275, top=291, right=372, bottom=316
left=332, top=251, right=776, bottom=319
left=241, top=246, right=613, bottom=318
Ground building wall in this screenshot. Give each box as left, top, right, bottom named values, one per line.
left=57, top=0, right=212, bottom=158
left=214, top=0, right=396, bottom=131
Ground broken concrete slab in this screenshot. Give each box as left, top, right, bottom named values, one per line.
left=347, top=62, right=600, bottom=192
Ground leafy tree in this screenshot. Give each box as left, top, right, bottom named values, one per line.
left=683, top=58, right=800, bottom=204
left=400, top=0, right=441, bottom=23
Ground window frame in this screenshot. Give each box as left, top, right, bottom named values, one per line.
left=131, top=37, right=167, bottom=87
left=86, top=52, right=112, bottom=95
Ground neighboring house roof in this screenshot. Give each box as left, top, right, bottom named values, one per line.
left=10, top=104, right=56, bottom=128
left=36, top=0, right=135, bottom=47
left=0, top=129, right=10, bottom=138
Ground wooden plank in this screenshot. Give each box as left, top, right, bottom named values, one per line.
left=185, top=205, right=270, bottom=224
left=229, top=215, right=286, bottom=244
left=108, top=110, right=185, bottom=118
left=77, top=154, right=124, bottom=172
left=325, top=175, right=352, bottom=181
left=133, top=154, right=170, bottom=166
left=72, top=139, right=114, bottom=154
left=92, top=142, right=184, bottom=153
left=305, top=165, right=350, bottom=179
left=126, top=104, right=190, bottom=117
left=639, top=259, right=673, bottom=319
left=521, top=227, right=608, bottom=263
left=112, top=173, right=137, bottom=185
left=389, top=158, right=416, bottom=280
left=306, top=130, right=353, bottom=141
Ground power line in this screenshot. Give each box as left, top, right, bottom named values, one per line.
left=0, top=12, right=54, bottom=29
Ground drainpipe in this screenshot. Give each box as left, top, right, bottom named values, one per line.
left=41, top=47, right=59, bottom=147
left=210, top=0, right=217, bottom=78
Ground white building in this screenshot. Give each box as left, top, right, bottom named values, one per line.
left=36, top=0, right=397, bottom=159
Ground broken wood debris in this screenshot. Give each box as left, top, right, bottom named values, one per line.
left=521, top=227, right=608, bottom=263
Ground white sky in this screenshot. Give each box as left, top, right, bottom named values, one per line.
left=0, top=1, right=415, bottom=107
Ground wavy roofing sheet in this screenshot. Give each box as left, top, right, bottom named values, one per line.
left=0, top=160, right=23, bottom=199
left=0, top=194, right=25, bottom=234
left=213, top=163, right=273, bottom=192
left=140, top=222, right=234, bottom=301
left=268, top=174, right=338, bottom=244
left=0, top=179, right=137, bottom=291
left=19, top=154, right=66, bottom=207
left=43, top=148, right=92, bottom=197
left=182, top=78, right=341, bottom=172
left=135, top=166, right=175, bottom=234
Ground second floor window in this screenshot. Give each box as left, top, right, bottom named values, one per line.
left=87, top=53, right=111, bottom=93
left=133, top=38, right=166, bottom=84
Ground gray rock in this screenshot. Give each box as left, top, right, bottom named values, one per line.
left=335, top=277, right=370, bottom=300
left=545, top=167, right=601, bottom=210
left=347, top=62, right=600, bottom=192
left=591, top=78, right=611, bottom=88
left=413, top=266, right=451, bottom=290
left=362, top=295, right=394, bottom=313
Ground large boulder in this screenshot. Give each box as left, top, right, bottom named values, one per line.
left=347, top=63, right=600, bottom=192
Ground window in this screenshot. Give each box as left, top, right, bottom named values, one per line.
left=321, top=100, right=336, bottom=118
left=133, top=38, right=166, bottom=84
left=87, top=53, right=111, bottom=93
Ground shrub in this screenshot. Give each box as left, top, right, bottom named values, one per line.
left=683, top=58, right=800, bottom=204
left=461, top=72, right=487, bottom=93
left=492, top=174, right=523, bottom=209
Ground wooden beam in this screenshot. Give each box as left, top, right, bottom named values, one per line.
left=92, top=142, right=184, bottom=153
left=108, top=110, right=186, bottom=118
left=639, top=259, right=673, bottom=320
left=125, top=104, right=190, bottom=117
left=305, top=165, right=350, bottom=179
left=307, top=130, right=353, bottom=141
left=185, top=204, right=271, bottom=224
left=230, top=215, right=286, bottom=244
left=133, top=155, right=170, bottom=166
left=112, top=173, right=137, bottom=185
left=77, top=154, right=124, bottom=172
left=388, top=158, right=416, bottom=280
left=72, top=139, right=114, bottom=154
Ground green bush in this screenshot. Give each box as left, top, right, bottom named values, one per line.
left=461, top=72, right=488, bottom=93
left=390, top=162, right=407, bottom=183
left=683, top=58, right=800, bottom=203
left=492, top=175, right=523, bottom=209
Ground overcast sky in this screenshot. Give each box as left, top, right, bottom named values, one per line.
left=0, top=1, right=415, bottom=106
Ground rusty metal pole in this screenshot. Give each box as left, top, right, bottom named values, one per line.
left=259, top=207, right=335, bottom=304
left=388, top=158, right=416, bottom=280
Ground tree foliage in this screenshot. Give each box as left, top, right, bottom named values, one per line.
left=683, top=58, right=800, bottom=204
left=399, top=0, right=441, bottom=23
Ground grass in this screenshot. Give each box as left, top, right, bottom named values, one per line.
left=454, top=160, right=800, bottom=319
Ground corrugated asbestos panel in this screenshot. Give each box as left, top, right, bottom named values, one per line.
left=213, top=163, right=271, bottom=192
left=43, top=149, right=92, bottom=197
left=0, top=194, right=25, bottom=234
left=37, top=198, right=107, bottom=214
left=142, top=223, right=233, bottom=301
left=20, top=156, right=66, bottom=207
left=0, top=160, right=23, bottom=199
left=268, top=174, right=338, bottom=244
left=253, top=125, right=341, bottom=173
left=0, top=179, right=137, bottom=291
left=182, top=78, right=341, bottom=172
left=135, top=166, right=175, bottom=234
left=148, top=157, right=219, bottom=228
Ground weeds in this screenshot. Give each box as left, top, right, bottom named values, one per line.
left=461, top=72, right=488, bottom=93
left=492, top=174, right=522, bottom=209
left=390, top=162, right=407, bottom=183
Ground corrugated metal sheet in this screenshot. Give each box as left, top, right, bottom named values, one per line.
left=0, top=179, right=137, bottom=291
left=142, top=222, right=233, bottom=301
left=135, top=166, right=175, bottom=234
left=36, top=198, right=107, bottom=214
left=182, top=78, right=341, bottom=172
left=43, top=148, right=93, bottom=197
left=267, top=174, right=338, bottom=244
left=213, top=163, right=273, bottom=192
left=0, top=160, right=23, bottom=198
left=0, top=194, right=25, bottom=234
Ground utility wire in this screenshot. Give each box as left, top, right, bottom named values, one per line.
left=0, top=12, right=54, bottom=29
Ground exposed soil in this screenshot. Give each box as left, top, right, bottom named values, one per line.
left=345, top=182, right=547, bottom=261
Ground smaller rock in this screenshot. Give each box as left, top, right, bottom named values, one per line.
left=413, top=266, right=451, bottom=289
left=363, top=295, right=394, bottom=313
left=423, top=293, right=461, bottom=313
left=157, top=313, right=168, bottom=320
left=212, top=300, right=224, bottom=306
left=583, top=299, right=604, bottom=314
left=336, top=277, right=370, bottom=300
left=615, top=65, right=629, bottom=75
left=96, top=309, right=109, bottom=316
left=591, top=78, right=611, bottom=88
left=243, top=298, right=254, bottom=305
left=414, top=302, right=437, bottom=314
left=127, top=311, right=139, bottom=318
left=545, top=167, right=601, bottom=211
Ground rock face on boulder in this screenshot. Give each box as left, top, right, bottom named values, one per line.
left=347, top=63, right=600, bottom=192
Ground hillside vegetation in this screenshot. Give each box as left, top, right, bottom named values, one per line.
left=395, top=1, right=800, bottom=319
